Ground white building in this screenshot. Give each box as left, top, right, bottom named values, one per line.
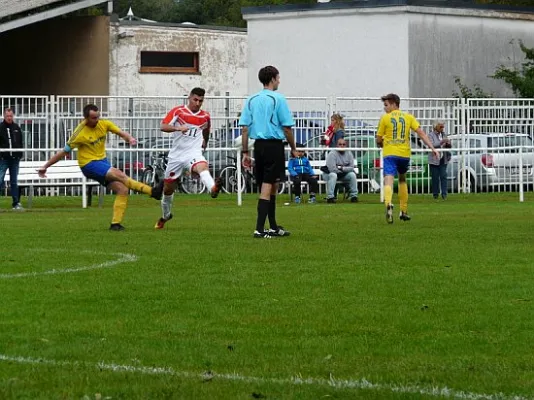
left=109, top=19, right=248, bottom=97
left=242, top=1, right=534, bottom=98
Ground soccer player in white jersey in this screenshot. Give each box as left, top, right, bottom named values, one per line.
left=155, top=87, right=221, bottom=229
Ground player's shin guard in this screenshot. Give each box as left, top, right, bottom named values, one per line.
left=112, top=195, right=128, bottom=224
left=199, top=170, right=215, bottom=192
left=162, top=194, right=173, bottom=220
left=126, top=178, right=152, bottom=195
left=384, top=185, right=393, bottom=207
left=399, top=182, right=408, bottom=213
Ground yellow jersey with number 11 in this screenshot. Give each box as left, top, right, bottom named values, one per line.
left=377, top=110, right=420, bottom=158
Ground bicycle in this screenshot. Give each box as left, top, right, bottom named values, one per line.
left=218, top=155, right=286, bottom=194
left=141, top=153, right=206, bottom=194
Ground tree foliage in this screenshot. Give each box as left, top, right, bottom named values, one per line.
left=113, top=0, right=336, bottom=27
left=452, top=77, right=492, bottom=99
left=491, top=40, right=534, bottom=98
left=476, top=0, right=534, bottom=6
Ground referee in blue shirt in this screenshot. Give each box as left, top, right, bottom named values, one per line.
left=239, top=66, right=297, bottom=238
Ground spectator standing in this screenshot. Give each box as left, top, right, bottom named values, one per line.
left=0, top=108, right=24, bottom=210
left=428, top=120, right=451, bottom=200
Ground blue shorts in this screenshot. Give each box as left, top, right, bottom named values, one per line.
left=81, top=158, right=112, bottom=186
left=383, top=156, right=410, bottom=177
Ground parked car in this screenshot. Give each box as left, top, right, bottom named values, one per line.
left=446, top=133, right=534, bottom=192
left=305, top=133, right=431, bottom=193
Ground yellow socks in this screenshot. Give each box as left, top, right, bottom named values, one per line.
left=126, top=178, right=152, bottom=195
left=112, top=195, right=128, bottom=224
left=399, top=182, right=408, bottom=213
left=384, top=185, right=393, bottom=207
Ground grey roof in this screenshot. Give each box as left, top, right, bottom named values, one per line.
left=0, top=0, right=63, bottom=19
left=242, top=0, right=534, bottom=16
left=117, top=19, right=247, bottom=33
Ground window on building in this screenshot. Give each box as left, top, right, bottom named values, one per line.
left=139, top=51, right=199, bottom=74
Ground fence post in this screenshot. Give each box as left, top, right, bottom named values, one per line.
left=224, top=91, right=230, bottom=143
left=128, top=97, right=134, bottom=194
left=49, top=95, right=56, bottom=160
left=519, top=144, right=524, bottom=203
left=329, top=96, right=335, bottom=116
left=460, top=97, right=467, bottom=193
left=237, top=150, right=243, bottom=206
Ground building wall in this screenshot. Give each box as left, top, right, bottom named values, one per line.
left=0, top=16, right=110, bottom=95
left=109, top=23, right=248, bottom=97
left=245, top=6, right=533, bottom=99
left=246, top=8, right=410, bottom=98
left=409, top=11, right=534, bottom=98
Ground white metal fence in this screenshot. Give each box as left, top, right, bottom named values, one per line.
left=1, top=95, right=533, bottom=201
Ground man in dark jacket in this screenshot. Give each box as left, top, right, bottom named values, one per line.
left=0, top=108, right=24, bottom=209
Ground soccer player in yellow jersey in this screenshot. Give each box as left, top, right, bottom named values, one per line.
left=37, top=104, right=163, bottom=231
left=377, top=94, right=439, bottom=224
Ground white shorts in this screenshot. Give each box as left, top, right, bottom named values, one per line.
left=164, top=155, right=207, bottom=182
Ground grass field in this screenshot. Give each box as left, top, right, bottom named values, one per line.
left=1, top=192, right=533, bottom=400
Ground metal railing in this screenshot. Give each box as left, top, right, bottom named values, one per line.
left=1, top=95, right=533, bottom=202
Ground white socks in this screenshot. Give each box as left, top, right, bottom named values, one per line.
left=199, top=170, right=215, bottom=191
left=161, top=194, right=173, bottom=220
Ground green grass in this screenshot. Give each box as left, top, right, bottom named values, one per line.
left=1, top=192, right=534, bottom=399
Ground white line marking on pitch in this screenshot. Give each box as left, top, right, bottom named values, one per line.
left=0, top=354, right=530, bottom=400
left=0, top=250, right=137, bottom=279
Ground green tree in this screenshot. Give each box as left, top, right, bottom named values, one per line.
left=476, top=0, right=534, bottom=6
left=491, top=40, right=534, bottom=98
left=113, top=0, right=335, bottom=27
left=452, top=76, right=492, bottom=99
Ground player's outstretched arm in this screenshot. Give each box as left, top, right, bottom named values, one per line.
left=415, top=128, right=440, bottom=159
left=38, top=150, right=69, bottom=177
left=116, top=130, right=137, bottom=146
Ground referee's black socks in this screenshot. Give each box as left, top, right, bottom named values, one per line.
left=256, top=198, right=271, bottom=233
left=268, top=195, right=277, bottom=230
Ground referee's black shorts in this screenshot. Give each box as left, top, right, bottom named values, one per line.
left=253, top=139, right=285, bottom=185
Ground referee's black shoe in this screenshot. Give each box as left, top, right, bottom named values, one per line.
left=268, top=226, right=291, bottom=237
left=253, top=230, right=272, bottom=239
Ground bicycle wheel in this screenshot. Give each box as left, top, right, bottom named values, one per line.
left=277, top=181, right=286, bottom=195
left=181, top=175, right=207, bottom=194
left=219, top=166, right=246, bottom=194
left=141, top=167, right=155, bottom=185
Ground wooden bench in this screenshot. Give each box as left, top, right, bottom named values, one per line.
left=3, top=160, right=103, bottom=208
left=284, top=160, right=380, bottom=198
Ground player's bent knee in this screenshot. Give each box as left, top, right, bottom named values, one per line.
left=193, top=162, right=208, bottom=174
left=108, top=181, right=129, bottom=195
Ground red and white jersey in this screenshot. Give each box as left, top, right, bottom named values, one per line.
left=162, top=105, right=211, bottom=160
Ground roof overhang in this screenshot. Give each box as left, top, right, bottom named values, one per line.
left=0, top=0, right=111, bottom=34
